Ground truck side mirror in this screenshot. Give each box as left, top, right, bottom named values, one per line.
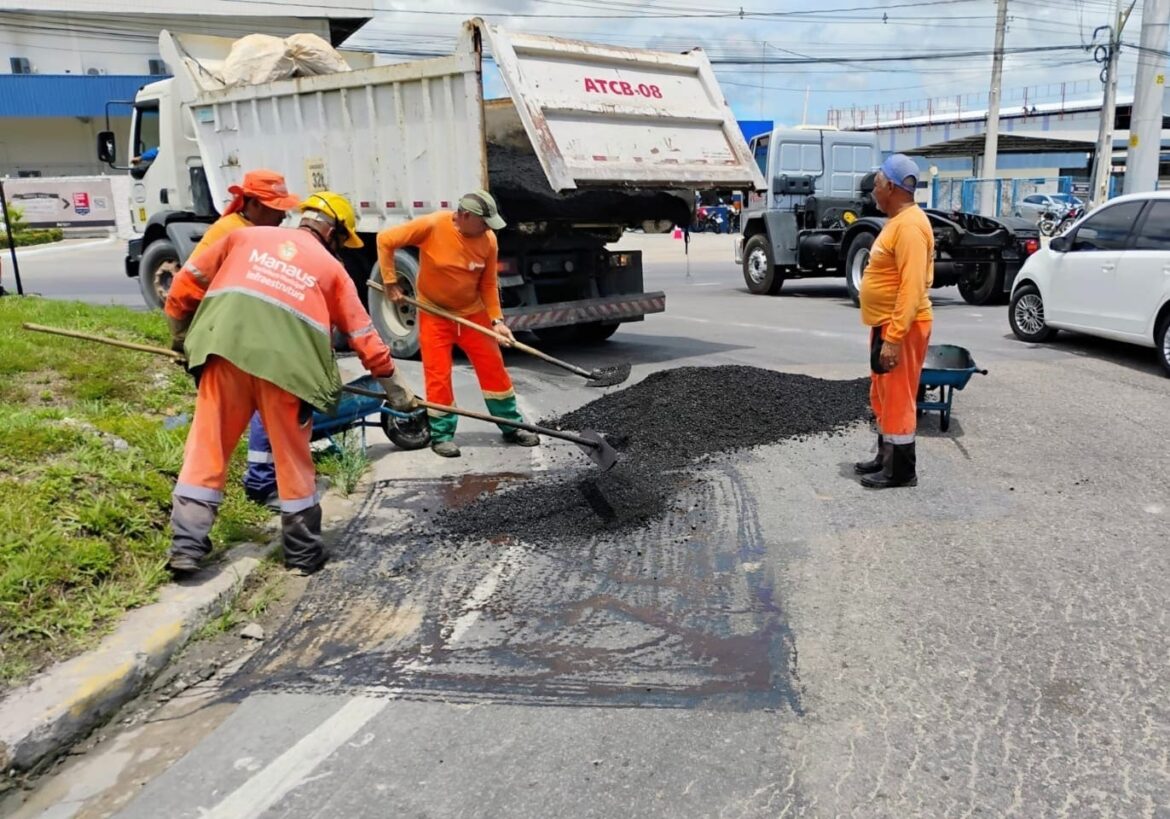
left=1049, top=234, right=1071, bottom=252
left=97, top=131, right=117, bottom=165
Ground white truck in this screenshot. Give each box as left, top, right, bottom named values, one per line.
left=97, top=20, right=763, bottom=356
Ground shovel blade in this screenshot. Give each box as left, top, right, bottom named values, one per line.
left=586, top=362, right=631, bottom=388
left=575, top=429, right=619, bottom=471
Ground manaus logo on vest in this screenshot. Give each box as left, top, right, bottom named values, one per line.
left=249, top=247, right=317, bottom=288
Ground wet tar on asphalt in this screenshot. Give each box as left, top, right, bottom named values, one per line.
left=432, top=365, right=870, bottom=542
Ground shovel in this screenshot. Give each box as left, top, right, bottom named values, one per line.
left=369, top=281, right=631, bottom=388
left=22, top=322, right=620, bottom=472
left=342, top=383, right=619, bottom=472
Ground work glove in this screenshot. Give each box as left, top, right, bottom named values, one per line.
left=167, top=315, right=191, bottom=356
left=377, top=369, right=418, bottom=412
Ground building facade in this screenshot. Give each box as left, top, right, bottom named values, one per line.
left=0, top=1, right=373, bottom=176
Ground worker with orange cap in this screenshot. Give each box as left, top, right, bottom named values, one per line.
left=164, top=192, right=417, bottom=575
left=179, top=170, right=304, bottom=509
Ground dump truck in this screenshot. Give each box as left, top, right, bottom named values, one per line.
left=97, top=20, right=764, bottom=356
left=736, top=127, right=1040, bottom=306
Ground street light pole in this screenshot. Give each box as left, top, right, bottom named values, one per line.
left=981, top=0, right=1010, bottom=217
left=1122, top=0, right=1170, bottom=194
left=1088, top=0, right=1138, bottom=207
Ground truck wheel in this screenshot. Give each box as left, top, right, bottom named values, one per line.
left=368, top=251, right=421, bottom=359
left=577, top=322, right=620, bottom=343
left=957, top=266, right=1004, bottom=305
left=534, top=326, right=581, bottom=345
left=844, top=232, right=875, bottom=307
left=742, top=234, right=784, bottom=295
left=138, top=240, right=180, bottom=311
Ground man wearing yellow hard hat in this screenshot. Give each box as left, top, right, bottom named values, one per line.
left=164, top=191, right=418, bottom=576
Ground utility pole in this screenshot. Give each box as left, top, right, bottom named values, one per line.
left=980, top=0, right=1010, bottom=216
left=1122, top=0, right=1170, bottom=194
left=1088, top=0, right=1138, bottom=207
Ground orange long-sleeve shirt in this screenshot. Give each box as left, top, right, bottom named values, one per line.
left=376, top=211, right=502, bottom=319
left=858, top=204, right=934, bottom=343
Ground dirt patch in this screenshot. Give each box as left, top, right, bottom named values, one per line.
left=428, top=365, right=870, bottom=543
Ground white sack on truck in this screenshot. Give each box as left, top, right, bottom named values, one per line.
left=220, top=34, right=294, bottom=86
left=285, top=33, right=351, bottom=76
left=219, top=33, right=351, bottom=87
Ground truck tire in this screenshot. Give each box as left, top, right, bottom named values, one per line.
left=368, top=251, right=421, bottom=359
left=957, top=266, right=1005, bottom=306
left=534, top=326, right=581, bottom=345
left=742, top=234, right=784, bottom=295
left=138, top=239, right=181, bottom=311
left=844, top=232, right=875, bottom=307
left=577, top=322, right=620, bottom=343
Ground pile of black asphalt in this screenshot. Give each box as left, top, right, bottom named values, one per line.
left=426, top=365, right=871, bottom=544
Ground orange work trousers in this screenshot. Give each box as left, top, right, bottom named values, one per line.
left=175, top=356, right=318, bottom=513
left=419, top=309, right=522, bottom=441
left=869, top=320, right=932, bottom=443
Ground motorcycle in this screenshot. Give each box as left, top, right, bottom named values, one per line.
left=1038, top=207, right=1063, bottom=237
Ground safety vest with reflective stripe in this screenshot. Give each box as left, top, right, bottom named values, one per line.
left=165, top=225, right=394, bottom=411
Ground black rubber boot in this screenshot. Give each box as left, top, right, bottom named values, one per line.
left=853, top=436, right=888, bottom=475
left=861, top=442, right=917, bottom=489
left=282, top=504, right=327, bottom=574
left=169, top=495, right=218, bottom=574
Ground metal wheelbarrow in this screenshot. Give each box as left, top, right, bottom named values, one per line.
left=313, top=374, right=430, bottom=452
left=916, top=345, right=988, bottom=432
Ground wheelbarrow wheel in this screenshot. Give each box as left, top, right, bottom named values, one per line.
left=939, top=410, right=951, bottom=433
left=381, top=411, right=431, bottom=451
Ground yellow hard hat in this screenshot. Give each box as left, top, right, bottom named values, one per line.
left=300, top=191, right=363, bottom=249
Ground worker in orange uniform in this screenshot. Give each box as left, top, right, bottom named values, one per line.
left=855, top=154, right=932, bottom=489
left=182, top=169, right=302, bottom=510
left=164, top=192, right=418, bottom=575
left=376, top=190, right=538, bottom=458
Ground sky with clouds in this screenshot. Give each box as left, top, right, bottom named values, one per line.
left=342, top=0, right=1160, bottom=126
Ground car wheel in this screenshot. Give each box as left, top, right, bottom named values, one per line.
left=957, top=265, right=1004, bottom=306
left=1009, top=283, right=1058, bottom=343
left=138, top=239, right=180, bottom=310
left=844, top=232, right=875, bottom=307
left=742, top=234, right=784, bottom=295
left=369, top=251, right=420, bottom=359
left=1156, top=311, right=1170, bottom=377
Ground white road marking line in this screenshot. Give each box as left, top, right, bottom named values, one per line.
left=513, top=392, right=547, bottom=472
left=684, top=281, right=723, bottom=287
left=202, top=697, right=388, bottom=818
left=446, top=544, right=527, bottom=645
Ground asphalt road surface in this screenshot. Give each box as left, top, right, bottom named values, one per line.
left=10, top=233, right=1170, bottom=817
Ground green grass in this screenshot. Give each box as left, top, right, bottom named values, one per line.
left=314, top=432, right=371, bottom=496
left=0, top=297, right=267, bottom=688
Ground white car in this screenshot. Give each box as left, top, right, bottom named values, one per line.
left=1008, top=191, right=1170, bottom=376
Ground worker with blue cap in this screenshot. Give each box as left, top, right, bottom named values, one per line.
left=854, top=153, right=933, bottom=489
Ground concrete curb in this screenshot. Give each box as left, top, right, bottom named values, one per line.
left=0, top=545, right=266, bottom=776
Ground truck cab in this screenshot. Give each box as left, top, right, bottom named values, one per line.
left=735, top=126, right=1040, bottom=306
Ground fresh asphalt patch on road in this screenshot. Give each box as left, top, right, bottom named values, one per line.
left=230, top=365, right=871, bottom=713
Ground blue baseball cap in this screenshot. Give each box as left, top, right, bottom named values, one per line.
left=879, top=154, right=920, bottom=194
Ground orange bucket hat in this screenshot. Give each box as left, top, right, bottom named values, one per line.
left=223, top=169, right=300, bottom=215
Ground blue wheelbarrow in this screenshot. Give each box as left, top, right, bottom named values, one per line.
left=312, top=374, right=430, bottom=452
left=916, top=345, right=988, bottom=432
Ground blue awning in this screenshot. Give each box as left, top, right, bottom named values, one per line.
left=0, top=75, right=166, bottom=118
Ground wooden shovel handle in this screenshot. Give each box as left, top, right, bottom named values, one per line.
left=23, top=323, right=184, bottom=360
left=368, top=280, right=595, bottom=380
